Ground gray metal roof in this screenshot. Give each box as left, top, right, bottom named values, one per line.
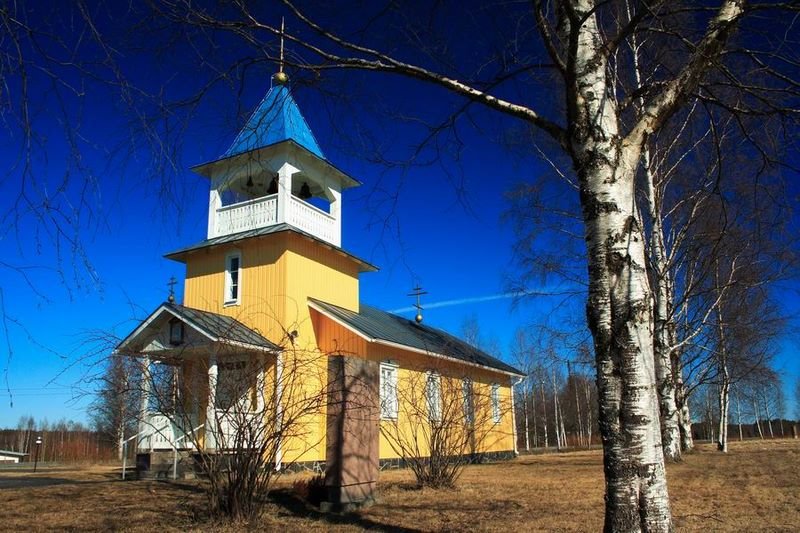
left=164, top=224, right=377, bottom=272
left=163, top=302, right=281, bottom=351
left=116, top=302, right=281, bottom=354
left=309, top=298, right=524, bottom=376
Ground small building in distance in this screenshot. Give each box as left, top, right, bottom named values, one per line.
left=0, top=450, right=29, bottom=464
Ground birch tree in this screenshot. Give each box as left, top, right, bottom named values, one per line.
left=89, top=354, right=140, bottom=460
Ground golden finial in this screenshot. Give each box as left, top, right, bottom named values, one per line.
left=273, top=17, right=289, bottom=85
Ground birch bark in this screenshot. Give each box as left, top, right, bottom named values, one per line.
left=523, top=386, right=531, bottom=451
left=645, top=151, right=682, bottom=462
left=584, top=381, right=593, bottom=447
left=754, top=399, right=764, bottom=439
left=571, top=3, right=671, bottom=529
left=532, top=382, right=539, bottom=447
left=735, top=390, right=743, bottom=441
left=627, top=1, right=681, bottom=461
left=715, top=266, right=731, bottom=453
left=675, top=361, right=695, bottom=452
left=764, top=395, right=774, bottom=438
left=540, top=380, right=549, bottom=448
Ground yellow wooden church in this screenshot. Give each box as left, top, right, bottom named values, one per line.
left=116, top=70, right=522, bottom=505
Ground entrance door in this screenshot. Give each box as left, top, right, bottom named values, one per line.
left=215, top=358, right=254, bottom=449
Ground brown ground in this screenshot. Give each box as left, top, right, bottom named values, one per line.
left=0, top=439, right=798, bottom=532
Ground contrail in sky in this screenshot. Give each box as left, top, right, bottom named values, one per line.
left=389, top=289, right=561, bottom=314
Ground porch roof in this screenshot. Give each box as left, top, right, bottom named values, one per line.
left=308, top=298, right=524, bottom=377
left=115, top=302, right=281, bottom=355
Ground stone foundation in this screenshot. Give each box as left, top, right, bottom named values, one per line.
left=378, top=449, right=517, bottom=470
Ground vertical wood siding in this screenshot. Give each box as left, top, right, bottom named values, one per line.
left=180, top=232, right=362, bottom=462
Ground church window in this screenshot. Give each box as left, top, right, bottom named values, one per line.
left=225, top=252, right=241, bottom=305
left=380, top=362, right=398, bottom=420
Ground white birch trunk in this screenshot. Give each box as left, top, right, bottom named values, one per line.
left=675, top=369, right=694, bottom=452
left=531, top=382, right=539, bottom=447
left=116, top=414, right=126, bottom=461
left=715, top=269, right=730, bottom=453
left=552, top=371, right=562, bottom=451
left=584, top=381, right=593, bottom=447
left=552, top=370, right=566, bottom=449
left=573, top=373, right=585, bottom=447
left=754, top=400, right=764, bottom=439
left=717, top=379, right=730, bottom=452
left=736, top=390, right=744, bottom=442
left=523, top=387, right=531, bottom=451
left=571, top=3, right=671, bottom=528
left=630, top=10, right=681, bottom=461
left=764, top=396, right=774, bottom=439
left=649, top=177, right=682, bottom=462
left=540, top=380, right=549, bottom=449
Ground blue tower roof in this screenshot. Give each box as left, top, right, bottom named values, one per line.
left=222, top=83, right=324, bottom=160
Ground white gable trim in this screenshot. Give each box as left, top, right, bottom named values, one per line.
left=115, top=304, right=215, bottom=354
left=115, top=304, right=277, bottom=355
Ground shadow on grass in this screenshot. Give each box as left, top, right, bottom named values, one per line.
left=268, top=488, right=423, bottom=533
left=0, top=477, right=78, bottom=489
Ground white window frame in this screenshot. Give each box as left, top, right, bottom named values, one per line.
left=462, top=377, right=474, bottom=425
left=224, top=251, right=242, bottom=306
left=425, top=371, right=442, bottom=422
left=491, top=383, right=501, bottom=424
left=379, top=362, right=399, bottom=420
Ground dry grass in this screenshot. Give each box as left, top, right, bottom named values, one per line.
left=0, top=439, right=798, bottom=532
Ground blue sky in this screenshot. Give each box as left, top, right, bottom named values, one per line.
left=0, top=78, right=565, bottom=425
left=1, top=3, right=798, bottom=428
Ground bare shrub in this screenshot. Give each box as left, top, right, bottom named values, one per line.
left=381, top=365, right=510, bottom=489
left=141, top=341, right=328, bottom=522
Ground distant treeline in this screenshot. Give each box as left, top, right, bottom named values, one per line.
left=0, top=416, right=116, bottom=463
left=692, top=419, right=799, bottom=442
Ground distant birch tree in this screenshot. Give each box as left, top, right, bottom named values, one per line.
left=90, top=354, right=140, bottom=460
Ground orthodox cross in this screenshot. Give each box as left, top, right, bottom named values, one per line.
left=279, top=17, right=285, bottom=74
left=407, top=285, right=427, bottom=324
left=273, top=17, right=289, bottom=85
left=167, top=276, right=177, bottom=303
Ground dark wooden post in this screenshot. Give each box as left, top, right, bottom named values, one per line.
left=322, top=355, right=379, bottom=511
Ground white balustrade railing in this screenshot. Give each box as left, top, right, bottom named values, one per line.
left=213, top=193, right=339, bottom=245
left=215, top=410, right=261, bottom=450
left=286, top=196, right=337, bottom=244
left=216, top=194, right=278, bottom=235
left=138, top=413, right=199, bottom=452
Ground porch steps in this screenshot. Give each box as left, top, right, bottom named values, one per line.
left=136, top=450, right=199, bottom=480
